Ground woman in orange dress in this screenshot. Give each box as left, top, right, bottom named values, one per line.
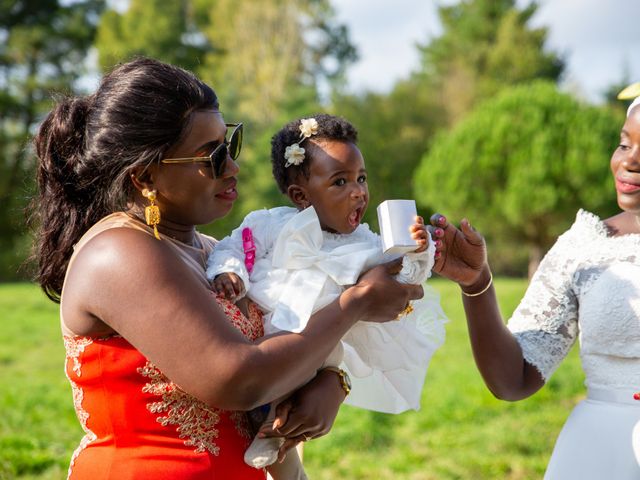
left=31, top=57, right=421, bottom=479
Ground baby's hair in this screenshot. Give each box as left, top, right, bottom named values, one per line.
left=271, top=113, right=358, bottom=193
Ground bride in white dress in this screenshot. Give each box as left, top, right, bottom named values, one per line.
left=429, top=91, right=640, bottom=479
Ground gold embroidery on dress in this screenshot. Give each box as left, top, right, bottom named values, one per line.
left=138, top=362, right=222, bottom=455
left=66, top=379, right=98, bottom=476
left=63, top=337, right=98, bottom=478
left=64, top=336, right=93, bottom=377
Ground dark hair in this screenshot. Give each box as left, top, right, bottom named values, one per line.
left=32, top=57, right=218, bottom=302
left=270, top=113, right=358, bottom=194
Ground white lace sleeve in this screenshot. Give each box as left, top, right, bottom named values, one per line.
left=507, top=228, right=580, bottom=382
left=205, top=208, right=282, bottom=293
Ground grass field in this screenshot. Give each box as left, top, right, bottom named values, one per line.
left=0, top=280, right=584, bottom=479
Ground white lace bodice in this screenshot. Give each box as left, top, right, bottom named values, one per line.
left=508, top=210, right=640, bottom=390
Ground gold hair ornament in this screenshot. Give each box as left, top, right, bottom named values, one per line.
left=142, top=188, right=161, bottom=240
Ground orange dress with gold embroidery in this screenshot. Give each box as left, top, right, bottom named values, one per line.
left=64, top=296, right=267, bottom=480
left=61, top=213, right=267, bottom=480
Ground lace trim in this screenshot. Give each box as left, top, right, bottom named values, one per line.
left=66, top=379, right=98, bottom=478
left=138, top=362, right=222, bottom=455
left=63, top=336, right=98, bottom=478
left=576, top=209, right=640, bottom=244
left=575, top=209, right=610, bottom=237
left=63, top=336, right=93, bottom=377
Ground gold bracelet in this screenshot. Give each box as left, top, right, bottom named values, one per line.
left=461, top=271, right=493, bottom=297
left=321, top=366, right=351, bottom=396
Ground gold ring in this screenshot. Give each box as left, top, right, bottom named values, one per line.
left=396, top=302, right=414, bottom=319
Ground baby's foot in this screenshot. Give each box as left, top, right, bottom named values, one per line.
left=244, top=436, right=284, bottom=468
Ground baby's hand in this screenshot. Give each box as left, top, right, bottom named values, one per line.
left=213, top=272, right=246, bottom=300
left=410, top=216, right=429, bottom=253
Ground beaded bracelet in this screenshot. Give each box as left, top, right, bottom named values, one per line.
left=461, top=271, right=493, bottom=297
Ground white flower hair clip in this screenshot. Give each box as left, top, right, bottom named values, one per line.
left=284, top=117, right=319, bottom=168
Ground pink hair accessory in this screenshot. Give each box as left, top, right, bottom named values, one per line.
left=242, top=227, right=256, bottom=273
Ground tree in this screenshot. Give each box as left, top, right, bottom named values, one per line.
left=0, top=0, right=105, bottom=280
left=414, top=81, right=621, bottom=276
left=602, top=62, right=634, bottom=114
left=93, top=0, right=357, bottom=240
left=95, top=0, right=210, bottom=72
left=416, top=0, right=564, bottom=125
left=194, top=0, right=357, bottom=238
left=330, top=78, right=444, bottom=230
left=197, top=0, right=356, bottom=128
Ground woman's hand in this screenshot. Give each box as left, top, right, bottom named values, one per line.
left=429, top=214, right=488, bottom=288
left=257, top=368, right=345, bottom=462
left=343, top=259, right=424, bottom=323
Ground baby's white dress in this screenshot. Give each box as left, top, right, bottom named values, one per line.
left=207, top=206, right=447, bottom=414
left=507, top=210, right=640, bottom=479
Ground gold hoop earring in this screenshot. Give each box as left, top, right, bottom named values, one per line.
left=142, top=188, right=161, bottom=240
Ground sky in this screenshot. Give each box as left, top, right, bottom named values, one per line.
left=330, top=0, right=640, bottom=103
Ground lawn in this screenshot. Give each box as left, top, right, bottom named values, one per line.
left=0, top=280, right=584, bottom=479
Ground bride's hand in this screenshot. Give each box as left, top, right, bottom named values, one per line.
left=429, top=214, right=488, bottom=287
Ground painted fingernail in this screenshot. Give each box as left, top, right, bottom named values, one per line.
left=435, top=251, right=441, bottom=259
left=435, top=228, right=444, bottom=236
left=439, top=216, right=447, bottom=225
left=435, top=240, right=442, bottom=248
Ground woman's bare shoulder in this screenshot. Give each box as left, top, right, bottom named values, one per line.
left=62, top=226, right=197, bottom=335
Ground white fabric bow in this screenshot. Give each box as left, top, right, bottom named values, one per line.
left=268, top=206, right=381, bottom=332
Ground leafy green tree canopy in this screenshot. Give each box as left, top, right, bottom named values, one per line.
left=95, top=0, right=209, bottom=72
left=0, top=0, right=105, bottom=280
left=330, top=80, right=443, bottom=231
left=414, top=81, right=621, bottom=275
left=416, top=0, right=564, bottom=124
left=94, top=0, right=357, bottom=240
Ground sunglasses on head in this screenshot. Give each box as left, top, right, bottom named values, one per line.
left=161, top=123, right=243, bottom=178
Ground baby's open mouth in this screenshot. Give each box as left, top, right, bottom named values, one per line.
left=348, top=206, right=363, bottom=227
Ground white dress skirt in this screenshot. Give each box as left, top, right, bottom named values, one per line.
left=545, top=389, right=640, bottom=479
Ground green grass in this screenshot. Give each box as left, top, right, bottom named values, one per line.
left=0, top=280, right=584, bottom=479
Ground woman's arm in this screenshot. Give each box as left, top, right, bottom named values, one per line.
left=430, top=215, right=544, bottom=401
left=63, top=227, right=421, bottom=411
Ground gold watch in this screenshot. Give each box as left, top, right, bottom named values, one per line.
left=323, top=367, right=351, bottom=396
